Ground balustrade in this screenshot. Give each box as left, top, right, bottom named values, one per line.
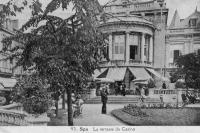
left=99, top=60, right=153, bottom=67
left=154, top=89, right=177, bottom=95
left=0, top=109, right=28, bottom=126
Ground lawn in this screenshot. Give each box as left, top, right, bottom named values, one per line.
left=111, top=108, right=200, bottom=126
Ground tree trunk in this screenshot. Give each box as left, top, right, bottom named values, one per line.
left=62, top=90, right=66, bottom=109
left=67, top=88, right=73, bottom=126
left=55, top=100, right=59, bottom=117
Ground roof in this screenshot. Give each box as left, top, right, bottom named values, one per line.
left=169, top=8, right=200, bottom=29
left=106, top=0, right=141, bottom=6
left=100, top=15, right=155, bottom=29
left=169, top=10, right=180, bottom=28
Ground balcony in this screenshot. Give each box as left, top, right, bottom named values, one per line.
left=99, top=60, right=153, bottom=68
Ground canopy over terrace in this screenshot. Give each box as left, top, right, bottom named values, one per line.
left=95, top=67, right=152, bottom=82
left=0, top=77, right=17, bottom=91
left=93, top=67, right=169, bottom=84
left=128, top=67, right=152, bottom=80
left=146, top=68, right=170, bottom=82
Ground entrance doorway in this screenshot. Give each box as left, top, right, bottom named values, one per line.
left=130, top=45, right=138, bottom=60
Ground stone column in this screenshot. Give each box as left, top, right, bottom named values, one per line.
left=149, top=36, right=153, bottom=63
left=141, top=33, right=145, bottom=63
left=109, top=33, right=113, bottom=60
left=126, top=32, right=130, bottom=63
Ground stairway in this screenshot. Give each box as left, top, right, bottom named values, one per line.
left=85, top=95, right=161, bottom=104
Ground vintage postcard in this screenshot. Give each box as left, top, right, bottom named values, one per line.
left=0, top=0, right=200, bottom=133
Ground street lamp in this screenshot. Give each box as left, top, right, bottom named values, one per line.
left=157, top=0, right=166, bottom=77
left=157, top=0, right=164, bottom=25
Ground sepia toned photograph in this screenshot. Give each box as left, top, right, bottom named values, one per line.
left=0, top=0, right=200, bottom=127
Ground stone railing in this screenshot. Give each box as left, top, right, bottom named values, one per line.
left=0, top=103, right=23, bottom=111
left=0, top=103, right=50, bottom=126
left=99, top=60, right=153, bottom=67
left=154, top=89, right=177, bottom=95
left=0, top=109, right=28, bottom=126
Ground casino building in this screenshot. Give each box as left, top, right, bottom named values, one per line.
left=94, top=0, right=169, bottom=90
left=166, top=8, right=200, bottom=74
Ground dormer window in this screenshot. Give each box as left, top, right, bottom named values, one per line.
left=122, top=2, right=128, bottom=7
left=189, top=18, right=197, bottom=27
left=122, top=0, right=129, bottom=7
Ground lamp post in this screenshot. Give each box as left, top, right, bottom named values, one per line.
left=157, top=0, right=166, bottom=77
left=157, top=0, right=164, bottom=27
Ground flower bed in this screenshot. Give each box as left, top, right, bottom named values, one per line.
left=123, top=105, right=148, bottom=117
left=112, top=107, right=200, bottom=125
left=122, top=103, right=185, bottom=118
left=124, top=103, right=183, bottom=110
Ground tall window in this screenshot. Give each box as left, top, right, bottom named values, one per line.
left=173, top=50, right=181, bottom=62
left=145, top=36, right=150, bottom=60
left=113, top=34, right=125, bottom=60
left=129, top=35, right=139, bottom=60
left=113, top=35, right=125, bottom=54
left=130, top=46, right=138, bottom=60
left=198, top=49, right=200, bottom=55
left=194, top=49, right=200, bottom=55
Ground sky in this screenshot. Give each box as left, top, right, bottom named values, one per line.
left=2, top=0, right=200, bottom=27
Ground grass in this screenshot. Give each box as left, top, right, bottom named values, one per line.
left=47, top=109, right=68, bottom=126
left=111, top=108, right=200, bottom=126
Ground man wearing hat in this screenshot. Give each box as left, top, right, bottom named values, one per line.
left=101, top=88, right=108, bottom=114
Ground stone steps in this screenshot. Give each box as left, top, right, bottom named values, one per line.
left=85, top=96, right=161, bottom=104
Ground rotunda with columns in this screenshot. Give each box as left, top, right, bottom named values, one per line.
left=93, top=0, right=169, bottom=93
left=99, top=15, right=155, bottom=66
left=94, top=15, right=160, bottom=92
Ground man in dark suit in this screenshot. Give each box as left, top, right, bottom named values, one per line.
left=101, top=88, right=108, bottom=114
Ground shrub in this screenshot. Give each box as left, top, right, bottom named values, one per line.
left=147, top=79, right=156, bottom=88
left=175, top=81, right=186, bottom=89
left=123, top=105, right=148, bottom=117
left=12, top=74, right=53, bottom=114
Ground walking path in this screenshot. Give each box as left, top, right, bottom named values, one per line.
left=74, top=104, right=127, bottom=126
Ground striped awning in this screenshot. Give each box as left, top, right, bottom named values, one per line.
left=0, top=77, right=17, bottom=89
left=129, top=67, right=152, bottom=80
left=92, top=68, right=107, bottom=78
left=146, top=68, right=169, bottom=81
left=106, top=67, right=127, bottom=81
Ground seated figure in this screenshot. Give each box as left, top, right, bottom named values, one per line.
left=73, top=94, right=84, bottom=117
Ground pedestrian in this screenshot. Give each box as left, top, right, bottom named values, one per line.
left=119, top=84, right=123, bottom=95
left=162, top=82, right=167, bottom=89
left=115, top=82, right=118, bottom=95
left=122, top=83, right=126, bottom=96
left=118, top=84, right=121, bottom=95
left=135, top=86, right=140, bottom=95
left=101, top=88, right=108, bottom=114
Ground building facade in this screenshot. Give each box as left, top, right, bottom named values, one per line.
left=166, top=8, right=200, bottom=74
left=0, top=19, right=22, bottom=77
left=0, top=5, right=23, bottom=90
left=94, top=0, right=169, bottom=91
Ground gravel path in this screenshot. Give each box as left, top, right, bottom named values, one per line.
left=74, top=104, right=127, bottom=126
